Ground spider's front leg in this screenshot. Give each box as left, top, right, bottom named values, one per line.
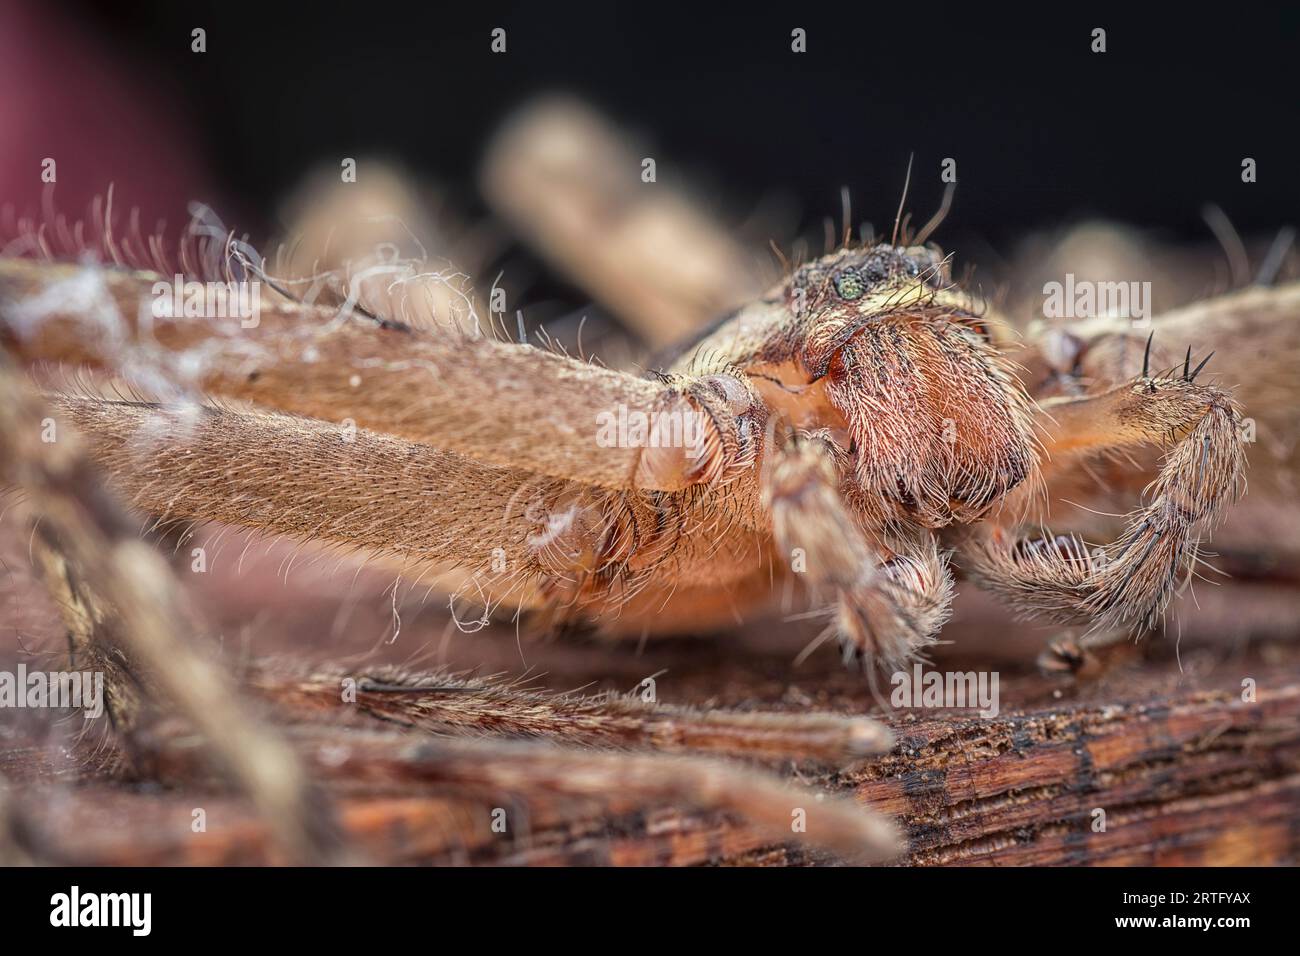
left=763, top=430, right=954, bottom=669
left=965, top=351, right=1246, bottom=634
left=0, top=260, right=762, bottom=495
left=254, top=663, right=894, bottom=763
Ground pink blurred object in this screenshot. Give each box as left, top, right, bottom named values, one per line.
left=0, top=0, right=216, bottom=234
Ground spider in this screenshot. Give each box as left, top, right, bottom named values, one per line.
left=0, top=99, right=1294, bottom=866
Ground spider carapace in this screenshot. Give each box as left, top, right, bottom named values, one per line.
left=674, top=242, right=1036, bottom=530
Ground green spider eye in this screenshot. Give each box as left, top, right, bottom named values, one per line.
left=833, top=271, right=866, bottom=300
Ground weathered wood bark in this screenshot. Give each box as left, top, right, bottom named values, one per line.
left=4, top=643, right=1296, bottom=866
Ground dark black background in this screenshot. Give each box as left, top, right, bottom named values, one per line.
left=65, top=1, right=1298, bottom=252
left=0, top=864, right=1274, bottom=940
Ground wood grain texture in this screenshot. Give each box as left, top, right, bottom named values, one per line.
left=5, top=642, right=1296, bottom=866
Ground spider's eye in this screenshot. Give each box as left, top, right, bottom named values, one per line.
left=833, top=271, right=866, bottom=300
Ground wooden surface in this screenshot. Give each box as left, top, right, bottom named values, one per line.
left=4, top=512, right=1298, bottom=866
left=4, top=635, right=1297, bottom=866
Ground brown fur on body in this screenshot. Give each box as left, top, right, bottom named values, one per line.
left=0, top=237, right=1281, bottom=663
left=0, top=244, right=1031, bottom=653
